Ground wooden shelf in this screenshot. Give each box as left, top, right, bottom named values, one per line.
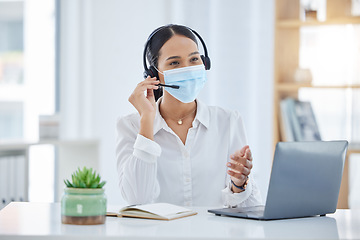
left=276, top=83, right=360, bottom=92
left=277, top=17, right=360, bottom=28
left=274, top=0, right=360, bottom=210
left=349, top=142, right=360, bottom=151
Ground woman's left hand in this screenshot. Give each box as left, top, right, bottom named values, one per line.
left=226, top=145, right=253, bottom=193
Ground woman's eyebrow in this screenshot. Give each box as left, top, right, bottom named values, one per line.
left=166, top=56, right=180, bottom=61
left=165, top=51, right=200, bottom=61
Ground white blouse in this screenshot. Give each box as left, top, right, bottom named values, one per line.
left=116, top=98, right=262, bottom=207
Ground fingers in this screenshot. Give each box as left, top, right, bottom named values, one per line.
left=233, top=146, right=250, bottom=159
left=235, top=145, right=249, bottom=157
left=144, top=76, right=160, bottom=84
left=227, top=160, right=251, bottom=177
left=129, top=77, right=159, bottom=101
left=227, top=146, right=253, bottom=183
left=244, top=148, right=252, bottom=161
left=145, top=77, right=158, bottom=101
left=147, top=88, right=154, bottom=98
left=227, top=162, right=250, bottom=174
left=229, top=155, right=252, bottom=169
left=227, top=162, right=250, bottom=188
left=227, top=169, right=247, bottom=183
left=137, top=77, right=160, bottom=91
left=231, top=147, right=252, bottom=162
left=229, top=155, right=250, bottom=166
left=128, top=77, right=160, bottom=115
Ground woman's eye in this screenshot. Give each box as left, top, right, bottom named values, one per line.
left=169, top=61, right=180, bottom=66
left=190, top=57, right=199, bottom=62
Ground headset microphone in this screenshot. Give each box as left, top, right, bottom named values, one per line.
left=158, top=83, right=180, bottom=89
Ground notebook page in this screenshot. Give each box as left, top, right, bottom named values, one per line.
left=128, top=203, right=192, bottom=217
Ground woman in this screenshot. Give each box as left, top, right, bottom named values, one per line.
left=116, top=24, right=261, bottom=207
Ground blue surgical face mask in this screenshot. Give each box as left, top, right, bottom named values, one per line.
left=157, top=65, right=207, bottom=103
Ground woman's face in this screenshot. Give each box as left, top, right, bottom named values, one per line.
left=157, top=35, right=203, bottom=83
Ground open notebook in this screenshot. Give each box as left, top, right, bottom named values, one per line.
left=106, top=203, right=197, bottom=221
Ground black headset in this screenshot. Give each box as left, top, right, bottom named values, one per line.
left=143, top=25, right=211, bottom=82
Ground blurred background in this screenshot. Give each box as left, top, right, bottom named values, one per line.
left=0, top=0, right=359, bottom=209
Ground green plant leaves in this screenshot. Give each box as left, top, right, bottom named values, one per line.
left=98, top=181, right=106, bottom=188
left=63, top=167, right=106, bottom=189
left=64, top=179, right=73, bottom=188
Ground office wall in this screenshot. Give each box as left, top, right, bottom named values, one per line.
left=60, top=0, right=274, bottom=205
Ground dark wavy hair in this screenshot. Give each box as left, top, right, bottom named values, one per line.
left=145, top=24, right=198, bottom=101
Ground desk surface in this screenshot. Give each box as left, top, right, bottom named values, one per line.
left=0, top=202, right=359, bottom=240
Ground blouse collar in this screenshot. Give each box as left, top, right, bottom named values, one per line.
left=153, top=98, right=210, bottom=136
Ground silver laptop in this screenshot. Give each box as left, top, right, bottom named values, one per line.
left=208, top=141, right=348, bottom=220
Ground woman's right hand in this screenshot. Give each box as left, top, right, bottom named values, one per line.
left=128, top=77, right=159, bottom=140
left=128, top=76, right=159, bottom=118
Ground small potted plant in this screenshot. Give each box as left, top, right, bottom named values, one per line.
left=61, top=167, right=107, bottom=225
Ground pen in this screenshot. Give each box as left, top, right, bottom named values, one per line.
left=157, top=83, right=180, bottom=89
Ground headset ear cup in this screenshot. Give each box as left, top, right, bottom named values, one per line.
left=149, top=66, right=159, bottom=79
left=153, top=85, right=163, bottom=101
left=143, top=66, right=159, bottom=79
left=143, top=70, right=150, bottom=79
left=201, top=55, right=211, bottom=70
left=146, top=65, right=162, bottom=101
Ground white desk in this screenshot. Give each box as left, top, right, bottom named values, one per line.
left=0, top=202, right=360, bottom=240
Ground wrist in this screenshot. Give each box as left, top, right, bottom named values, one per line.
left=140, top=110, right=155, bottom=119
left=231, top=177, right=249, bottom=193
left=139, top=115, right=155, bottom=140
